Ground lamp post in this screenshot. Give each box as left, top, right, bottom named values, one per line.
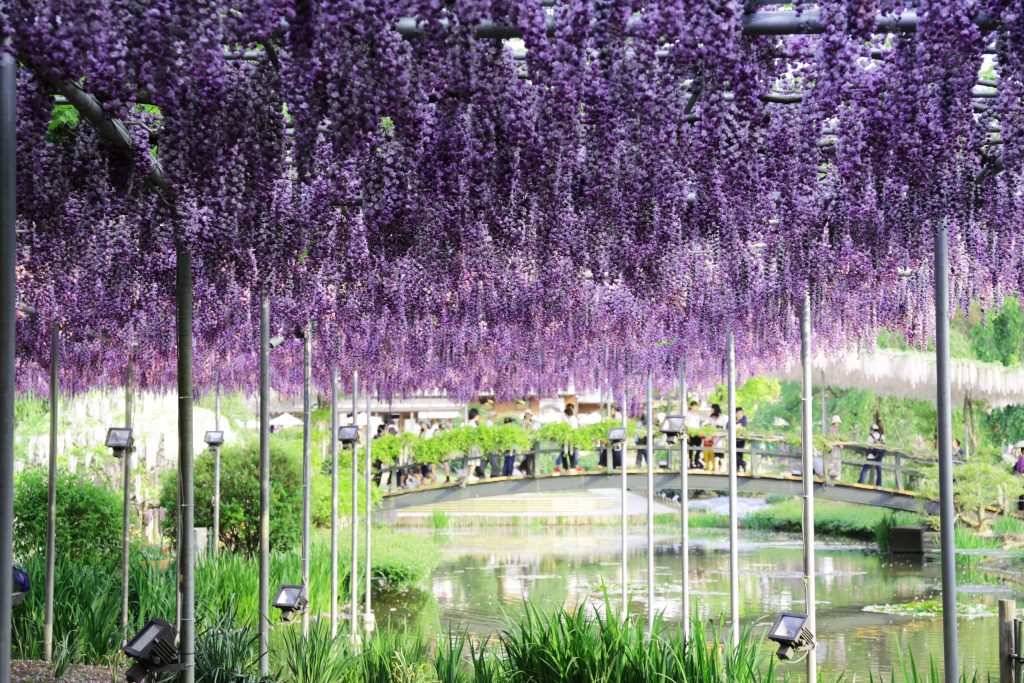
left=212, top=380, right=221, bottom=557
left=363, top=394, right=374, bottom=636
left=43, top=326, right=58, bottom=661
left=727, top=332, right=739, bottom=647
left=258, top=296, right=270, bottom=676
left=935, top=222, right=959, bottom=683
left=330, top=367, right=340, bottom=637
left=350, top=371, right=359, bottom=643
left=301, top=323, right=312, bottom=637
left=121, top=358, right=133, bottom=635
left=678, top=360, right=689, bottom=640
left=801, top=293, right=817, bottom=683
left=620, top=390, right=628, bottom=617
left=645, top=372, right=654, bottom=635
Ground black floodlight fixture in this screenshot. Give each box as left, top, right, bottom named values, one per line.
left=766, top=612, right=815, bottom=661
left=608, top=427, right=627, bottom=444
left=338, top=425, right=360, bottom=447
left=105, top=427, right=134, bottom=458
left=268, top=334, right=285, bottom=350
left=660, top=416, right=686, bottom=439
left=123, top=618, right=181, bottom=682
left=273, top=584, right=308, bottom=622
left=204, top=430, right=225, bottom=448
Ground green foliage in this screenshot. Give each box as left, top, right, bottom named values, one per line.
left=971, top=296, right=1024, bottom=366
left=159, top=431, right=372, bottom=554
left=13, top=467, right=123, bottom=566
left=372, top=432, right=419, bottom=465
left=709, top=377, right=781, bottom=417
left=743, top=498, right=925, bottom=541
left=277, top=621, right=355, bottom=683
left=918, top=461, right=1024, bottom=530
left=194, top=610, right=272, bottom=683
left=11, top=530, right=439, bottom=665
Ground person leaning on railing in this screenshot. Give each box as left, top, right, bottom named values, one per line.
left=858, top=423, right=885, bottom=486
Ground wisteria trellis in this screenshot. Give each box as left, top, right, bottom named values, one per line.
left=5, top=0, right=1023, bottom=400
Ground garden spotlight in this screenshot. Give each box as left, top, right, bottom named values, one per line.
left=105, top=427, right=134, bottom=458
left=122, top=618, right=182, bottom=682
left=338, top=425, right=360, bottom=447
left=766, top=611, right=815, bottom=661
left=272, top=584, right=308, bottom=623
left=204, top=430, right=224, bottom=450
left=660, top=416, right=686, bottom=440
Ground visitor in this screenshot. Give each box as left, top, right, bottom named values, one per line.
left=554, top=404, right=580, bottom=473
left=858, top=423, right=885, bottom=486
left=501, top=417, right=518, bottom=477
left=707, top=403, right=726, bottom=472
left=635, top=415, right=650, bottom=468
left=466, top=408, right=483, bottom=481
left=734, top=407, right=748, bottom=472
left=518, top=411, right=537, bottom=475
left=953, top=438, right=966, bottom=462
left=827, top=415, right=843, bottom=482
left=1015, top=447, right=1024, bottom=511
left=685, top=400, right=702, bottom=469
left=375, top=424, right=386, bottom=439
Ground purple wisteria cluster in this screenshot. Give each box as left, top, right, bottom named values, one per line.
left=4, top=0, right=1023, bottom=400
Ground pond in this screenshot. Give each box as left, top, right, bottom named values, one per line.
left=378, top=523, right=1017, bottom=680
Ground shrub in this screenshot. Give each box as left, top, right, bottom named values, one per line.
left=160, top=435, right=304, bottom=554
left=13, top=467, right=123, bottom=566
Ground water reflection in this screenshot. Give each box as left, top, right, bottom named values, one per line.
left=381, top=526, right=1016, bottom=679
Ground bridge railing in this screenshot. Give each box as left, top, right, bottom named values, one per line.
left=376, top=436, right=936, bottom=496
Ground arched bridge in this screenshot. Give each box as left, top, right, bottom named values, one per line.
left=378, top=470, right=938, bottom=515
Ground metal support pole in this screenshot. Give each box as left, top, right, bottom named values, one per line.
left=0, top=51, right=16, bottom=683
left=620, top=390, right=628, bottom=617
left=330, top=367, right=339, bottom=637
left=935, top=222, right=959, bottom=683
left=258, top=297, right=270, bottom=676
left=363, top=394, right=374, bottom=635
left=801, top=293, right=818, bottom=683
left=645, top=372, right=654, bottom=635
left=122, top=358, right=133, bottom=633
left=301, top=323, right=312, bottom=636
left=212, top=381, right=220, bottom=557
left=175, top=245, right=195, bottom=683
left=679, top=360, right=689, bottom=640
left=350, top=372, right=359, bottom=642
left=727, top=333, right=739, bottom=647
left=43, top=326, right=58, bottom=661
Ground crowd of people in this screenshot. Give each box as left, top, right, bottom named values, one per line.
left=366, top=401, right=926, bottom=492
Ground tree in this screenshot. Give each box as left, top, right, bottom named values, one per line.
left=971, top=296, right=1024, bottom=367
left=919, top=461, right=1024, bottom=532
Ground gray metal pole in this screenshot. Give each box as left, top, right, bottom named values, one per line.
left=620, top=390, right=628, bottom=617
left=0, top=52, right=15, bottom=683
left=212, top=381, right=220, bottom=557
left=301, top=323, right=312, bottom=636
left=176, top=245, right=195, bottom=683
left=350, top=371, right=359, bottom=642
left=935, top=222, right=960, bottom=683
left=801, top=294, right=818, bottom=683
left=645, top=372, right=654, bottom=635
left=258, top=297, right=270, bottom=675
left=679, top=360, right=689, bottom=640
left=43, top=326, right=58, bottom=661
left=727, top=333, right=739, bottom=647
left=121, top=358, right=133, bottom=633
left=330, top=367, right=339, bottom=637
left=363, top=394, right=374, bottom=635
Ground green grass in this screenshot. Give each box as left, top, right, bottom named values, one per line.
left=743, top=498, right=926, bottom=542
left=12, top=528, right=440, bottom=665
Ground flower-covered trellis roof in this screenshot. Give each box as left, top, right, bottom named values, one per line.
left=5, top=1, right=1023, bottom=399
